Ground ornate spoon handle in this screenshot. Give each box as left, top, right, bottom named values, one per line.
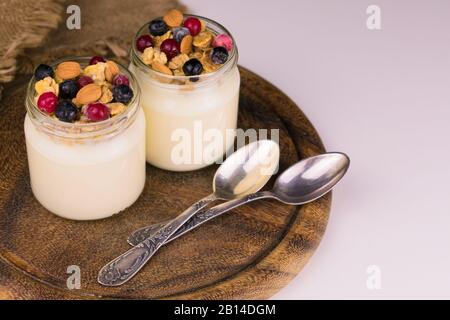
left=98, top=194, right=216, bottom=286
left=127, top=191, right=272, bottom=247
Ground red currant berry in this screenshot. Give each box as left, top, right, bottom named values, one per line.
left=160, top=39, right=180, bottom=60
left=113, top=74, right=130, bottom=86
left=77, top=76, right=94, bottom=88
left=136, top=35, right=153, bottom=52
left=85, top=103, right=110, bottom=122
left=89, top=56, right=106, bottom=65
left=37, top=92, right=58, bottom=113
left=183, top=17, right=202, bottom=36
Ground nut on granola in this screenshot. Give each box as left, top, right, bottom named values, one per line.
left=168, top=54, right=189, bottom=70
left=105, top=61, right=120, bottom=82
left=99, top=85, right=113, bottom=103
left=75, top=83, right=102, bottom=105
left=163, top=9, right=183, bottom=27
left=55, top=61, right=81, bottom=80
left=142, top=47, right=155, bottom=65
left=35, top=76, right=59, bottom=96
left=180, top=35, right=193, bottom=54
left=153, top=48, right=168, bottom=65
left=201, top=57, right=220, bottom=73
left=107, top=102, right=126, bottom=116
left=151, top=61, right=172, bottom=75
left=200, top=19, right=206, bottom=32
left=83, top=62, right=106, bottom=84
left=193, top=31, right=213, bottom=48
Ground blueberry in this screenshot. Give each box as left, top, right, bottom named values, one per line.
left=211, top=46, right=229, bottom=65
left=173, top=27, right=190, bottom=43
left=55, top=100, right=79, bottom=123
left=34, top=64, right=54, bottom=80
left=182, top=59, right=203, bottom=76
left=59, top=80, right=79, bottom=99
left=149, top=18, right=168, bottom=36
left=112, top=85, right=134, bottom=104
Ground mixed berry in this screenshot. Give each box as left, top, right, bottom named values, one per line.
left=35, top=64, right=54, bottom=80
left=137, top=9, right=234, bottom=79
left=33, top=57, right=133, bottom=123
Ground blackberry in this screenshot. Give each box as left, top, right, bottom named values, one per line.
left=34, top=64, right=54, bottom=80
left=55, top=100, right=79, bottom=123
left=112, top=85, right=134, bottom=104
left=149, top=18, right=168, bottom=36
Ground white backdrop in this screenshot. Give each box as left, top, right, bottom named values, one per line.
left=187, top=0, right=450, bottom=299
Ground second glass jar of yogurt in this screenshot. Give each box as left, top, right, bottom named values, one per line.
left=129, top=11, right=240, bottom=171
left=25, top=57, right=146, bottom=220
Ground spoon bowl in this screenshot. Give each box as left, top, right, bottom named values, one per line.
left=213, top=139, right=280, bottom=200
left=271, top=152, right=350, bottom=204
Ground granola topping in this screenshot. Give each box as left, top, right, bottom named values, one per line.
left=32, top=57, right=134, bottom=123
left=137, top=9, right=234, bottom=79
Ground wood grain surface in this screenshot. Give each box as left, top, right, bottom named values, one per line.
left=0, top=67, right=330, bottom=300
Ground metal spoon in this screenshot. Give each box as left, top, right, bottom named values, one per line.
left=98, top=139, right=280, bottom=286
left=127, top=152, right=350, bottom=247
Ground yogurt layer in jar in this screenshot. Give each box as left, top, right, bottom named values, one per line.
left=25, top=57, right=146, bottom=220
left=130, top=12, right=240, bottom=171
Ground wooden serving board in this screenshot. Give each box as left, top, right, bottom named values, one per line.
left=0, top=67, right=330, bottom=300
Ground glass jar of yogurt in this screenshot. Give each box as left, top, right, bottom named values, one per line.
left=25, top=57, right=146, bottom=220
left=129, top=14, right=240, bottom=171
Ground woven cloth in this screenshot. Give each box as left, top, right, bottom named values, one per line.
left=0, top=0, right=184, bottom=99
left=0, top=0, right=63, bottom=83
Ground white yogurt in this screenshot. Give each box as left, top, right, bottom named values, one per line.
left=130, top=64, right=240, bottom=171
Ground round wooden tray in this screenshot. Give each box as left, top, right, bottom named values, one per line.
left=0, top=67, right=330, bottom=299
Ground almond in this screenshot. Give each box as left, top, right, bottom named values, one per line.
left=163, top=9, right=183, bottom=27
left=151, top=61, right=173, bottom=75
left=75, top=83, right=102, bottom=105
left=105, top=60, right=120, bottom=82
left=55, top=61, right=81, bottom=80
left=180, top=35, right=193, bottom=54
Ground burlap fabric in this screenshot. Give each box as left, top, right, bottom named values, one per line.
left=0, top=0, right=63, bottom=84
left=0, top=0, right=184, bottom=99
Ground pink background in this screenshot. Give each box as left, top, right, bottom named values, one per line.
left=188, top=0, right=450, bottom=299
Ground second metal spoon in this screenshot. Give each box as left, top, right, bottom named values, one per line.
left=128, top=152, right=350, bottom=246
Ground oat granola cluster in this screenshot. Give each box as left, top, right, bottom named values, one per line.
left=136, top=9, right=234, bottom=79
left=33, top=57, right=134, bottom=123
